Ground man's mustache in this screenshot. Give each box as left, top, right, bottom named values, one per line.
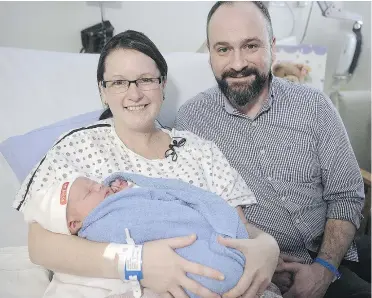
left=221, top=67, right=259, bottom=80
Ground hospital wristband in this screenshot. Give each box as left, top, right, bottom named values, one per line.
left=116, top=244, right=143, bottom=281
left=124, top=245, right=143, bottom=281
left=103, top=243, right=134, bottom=261
left=116, top=245, right=143, bottom=298
left=313, top=257, right=341, bottom=282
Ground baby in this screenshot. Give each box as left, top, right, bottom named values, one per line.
left=66, top=176, right=136, bottom=235
left=25, top=172, right=282, bottom=298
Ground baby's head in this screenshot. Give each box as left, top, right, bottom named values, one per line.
left=66, top=177, right=114, bottom=235
left=43, top=174, right=132, bottom=235
left=66, top=176, right=133, bottom=234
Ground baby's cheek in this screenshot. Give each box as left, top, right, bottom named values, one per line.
left=81, top=203, right=94, bottom=216
left=78, top=196, right=103, bottom=220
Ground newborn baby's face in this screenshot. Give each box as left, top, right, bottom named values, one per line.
left=67, top=177, right=114, bottom=234
left=110, top=178, right=131, bottom=192
left=66, top=177, right=133, bottom=234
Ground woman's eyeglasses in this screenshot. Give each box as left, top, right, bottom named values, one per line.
left=102, top=77, right=163, bottom=94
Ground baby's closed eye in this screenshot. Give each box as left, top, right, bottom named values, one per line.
left=110, top=179, right=122, bottom=187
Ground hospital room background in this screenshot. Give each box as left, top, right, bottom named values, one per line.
left=0, top=1, right=371, bottom=297
left=0, top=1, right=370, bottom=171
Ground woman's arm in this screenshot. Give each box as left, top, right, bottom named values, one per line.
left=28, top=223, right=118, bottom=278
left=236, top=206, right=267, bottom=239
left=29, top=223, right=223, bottom=298
left=23, top=135, right=223, bottom=297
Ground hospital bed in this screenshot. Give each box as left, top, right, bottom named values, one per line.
left=0, top=46, right=370, bottom=297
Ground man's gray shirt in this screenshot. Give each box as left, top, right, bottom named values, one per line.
left=175, top=76, right=364, bottom=263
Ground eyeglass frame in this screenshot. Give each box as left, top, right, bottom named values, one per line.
left=101, top=76, right=164, bottom=94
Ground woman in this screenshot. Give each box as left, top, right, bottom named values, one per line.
left=14, top=30, right=279, bottom=298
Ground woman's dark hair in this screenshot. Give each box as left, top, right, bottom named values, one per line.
left=98, top=30, right=168, bottom=120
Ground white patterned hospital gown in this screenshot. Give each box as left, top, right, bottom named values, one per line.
left=14, top=118, right=256, bottom=211
left=13, top=118, right=257, bottom=298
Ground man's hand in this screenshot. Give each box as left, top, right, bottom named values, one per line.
left=272, top=271, right=292, bottom=294
left=218, top=233, right=280, bottom=298
left=140, top=234, right=223, bottom=298
left=279, top=261, right=334, bottom=298
left=273, top=254, right=303, bottom=294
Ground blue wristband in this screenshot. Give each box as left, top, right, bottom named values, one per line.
left=314, top=257, right=341, bottom=281
left=125, top=262, right=144, bottom=281
left=124, top=245, right=143, bottom=281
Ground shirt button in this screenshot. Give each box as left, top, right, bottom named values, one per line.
left=295, top=219, right=300, bottom=224
left=281, top=196, right=286, bottom=201
left=252, top=122, right=257, bottom=127
left=260, top=149, right=265, bottom=155
left=267, top=176, right=272, bottom=181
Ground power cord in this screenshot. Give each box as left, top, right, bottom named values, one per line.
left=284, top=2, right=296, bottom=37
left=299, top=1, right=314, bottom=44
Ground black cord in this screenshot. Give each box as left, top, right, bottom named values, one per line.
left=157, top=120, right=185, bottom=161
left=348, top=25, right=363, bottom=75
left=164, top=137, right=186, bottom=162
left=156, top=119, right=171, bottom=131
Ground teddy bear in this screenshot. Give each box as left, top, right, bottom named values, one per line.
left=272, top=62, right=311, bottom=84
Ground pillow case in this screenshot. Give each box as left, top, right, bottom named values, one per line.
left=0, top=110, right=164, bottom=183
left=0, top=110, right=103, bottom=182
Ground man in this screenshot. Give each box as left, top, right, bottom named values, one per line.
left=175, top=1, right=371, bottom=298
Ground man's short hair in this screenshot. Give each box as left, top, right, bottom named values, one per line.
left=206, top=1, right=274, bottom=45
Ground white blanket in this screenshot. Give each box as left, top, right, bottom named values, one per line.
left=0, top=246, right=50, bottom=298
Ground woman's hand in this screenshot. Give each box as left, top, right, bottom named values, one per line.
left=218, top=233, right=280, bottom=298
left=140, top=234, right=224, bottom=298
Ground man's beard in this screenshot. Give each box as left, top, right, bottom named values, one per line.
left=216, top=66, right=269, bottom=108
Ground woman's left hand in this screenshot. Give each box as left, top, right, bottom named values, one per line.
left=218, top=233, right=280, bottom=298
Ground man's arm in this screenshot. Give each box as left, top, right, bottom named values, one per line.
left=276, top=219, right=357, bottom=298
left=316, top=92, right=364, bottom=253
left=317, top=218, right=356, bottom=268
left=277, top=93, right=365, bottom=298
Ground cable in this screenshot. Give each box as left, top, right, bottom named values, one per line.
left=300, top=1, right=314, bottom=44
left=284, top=2, right=296, bottom=37
left=348, top=24, right=363, bottom=75
left=100, top=2, right=104, bottom=24
left=156, top=119, right=171, bottom=131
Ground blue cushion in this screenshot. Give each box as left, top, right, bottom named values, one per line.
left=0, top=110, right=103, bottom=182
